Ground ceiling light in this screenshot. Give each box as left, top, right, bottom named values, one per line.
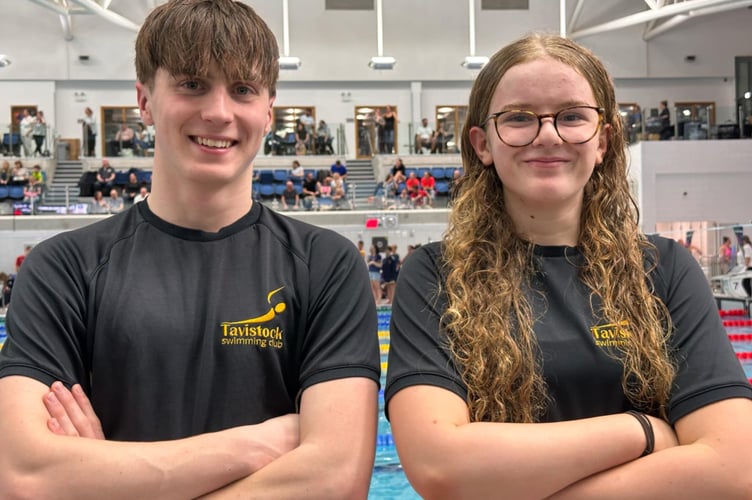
left=0, top=55, right=11, bottom=68
left=462, top=55, right=489, bottom=70
left=279, top=56, right=301, bottom=70
left=369, top=56, right=396, bottom=70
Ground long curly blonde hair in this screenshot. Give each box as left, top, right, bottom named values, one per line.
left=444, top=34, right=675, bottom=423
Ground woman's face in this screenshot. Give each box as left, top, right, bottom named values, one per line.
left=470, top=57, right=608, bottom=216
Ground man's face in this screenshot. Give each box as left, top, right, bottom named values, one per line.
left=136, top=64, right=274, bottom=189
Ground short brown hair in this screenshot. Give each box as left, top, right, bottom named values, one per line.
left=135, top=0, right=280, bottom=95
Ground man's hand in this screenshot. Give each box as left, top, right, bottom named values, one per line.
left=44, top=382, right=104, bottom=439
left=43, top=381, right=301, bottom=470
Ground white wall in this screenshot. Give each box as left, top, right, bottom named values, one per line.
left=636, top=140, right=752, bottom=232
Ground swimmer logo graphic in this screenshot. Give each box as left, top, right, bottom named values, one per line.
left=220, top=286, right=286, bottom=349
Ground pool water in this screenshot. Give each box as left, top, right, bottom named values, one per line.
left=368, top=307, right=420, bottom=499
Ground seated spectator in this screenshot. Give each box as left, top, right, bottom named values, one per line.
left=448, top=168, right=462, bottom=202
left=414, top=118, right=436, bottom=154
left=89, top=190, right=109, bottom=214
left=316, top=120, right=333, bottom=155
left=434, top=121, right=449, bottom=153
left=319, top=175, right=333, bottom=200
left=330, top=159, right=347, bottom=180
left=11, top=161, right=29, bottom=186
left=133, top=123, right=154, bottom=156
left=330, top=172, right=346, bottom=196
left=420, top=170, right=436, bottom=207
left=0, top=160, right=11, bottom=185
left=93, top=159, right=116, bottom=193
left=108, top=123, right=135, bottom=156
left=107, top=188, right=125, bottom=213
left=133, top=185, right=150, bottom=204
left=386, top=158, right=406, bottom=183
left=386, top=170, right=406, bottom=201
left=332, top=184, right=348, bottom=210
left=122, top=172, right=143, bottom=205
left=289, top=160, right=304, bottom=182
left=28, top=164, right=45, bottom=191
left=280, top=180, right=300, bottom=211
left=404, top=171, right=429, bottom=207
left=294, top=121, right=310, bottom=155
left=300, top=172, right=318, bottom=210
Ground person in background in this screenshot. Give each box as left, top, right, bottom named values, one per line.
left=718, top=236, right=732, bottom=274
left=414, top=117, right=435, bottom=154
left=79, top=106, right=97, bottom=157
left=0, top=2, right=379, bottom=498
left=19, top=109, right=35, bottom=158
left=93, top=159, right=116, bottom=193
left=386, top=33, right=752, bottom=499
left=367, top=244, right=382, bottom=304
left=330, top=159, right=347, bottom=180
left=15, top=245, right=32, bottom=273
left=658, top=100, right=672, bottom=140
left=32, top=110, right=48, bottom=157
left=133, top=185, right=149, bottom=204
left=106, top=187, right=124, bottom=214
left=289, top=159, right=304, bottom=182
left=315, top=120, right=332, bottom=154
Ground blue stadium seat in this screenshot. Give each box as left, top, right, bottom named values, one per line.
left=258, top=184, right=275, bottom=198
left=430, top=167, right=446, bottom=180
left=0, top=185, right=9, bottom=200
left=404, top=168, right=417, bottom=178
left=417, top=167, right=430, bottom=178
left=257, top=170, right=275, bottom=185
left=9, top=185, right=25, bottom=200
left=273, top=169, right=289, bottom=182
left=435, top=181, right=450, bottom=195
left=114, top=171, right=129, bottom=186
left=274, top=183, right=287, bottom=196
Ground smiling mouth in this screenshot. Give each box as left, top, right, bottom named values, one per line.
left=192, top=136, right=237, bottom=149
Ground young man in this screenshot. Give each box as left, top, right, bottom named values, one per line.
left=0, top=1, right=379, bottom=498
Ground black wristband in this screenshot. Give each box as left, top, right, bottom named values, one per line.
left=626, top=410, right=655, bottom=457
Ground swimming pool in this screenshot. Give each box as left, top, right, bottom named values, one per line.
left=368, top=307, right=420, bottom=499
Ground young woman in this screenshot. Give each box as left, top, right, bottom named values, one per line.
left=367, top=244, right=383, bottom=304
left=386, top=34, right=752, bottom=499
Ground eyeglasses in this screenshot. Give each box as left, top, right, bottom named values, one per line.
left=484, top=105, right=605, bottom=147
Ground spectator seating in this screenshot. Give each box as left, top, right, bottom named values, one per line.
left=2, top=133, right=21, bottom=156
left=431, top=167, right=446, bottom=180
left=9, top=185, right=25, bottom=200
left=0, top=185, right=8, bottom=200
left=273, top=169, right=289, bottom=183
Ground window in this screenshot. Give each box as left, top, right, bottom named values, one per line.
left=101, top=106, right=142, bottom=156
left=269, top=106, right=315, bottom=156
left=675, top=101, right=715, bottom=140
left=355, top=105, right=398, bottom=158
left=435, top=105, right=467, bottom=153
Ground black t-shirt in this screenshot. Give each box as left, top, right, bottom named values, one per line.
left=382, top=254, right=400, bottom=283
left=385, top=236, right=752, bottom=424
left=0, top=201, right=380, bottom=440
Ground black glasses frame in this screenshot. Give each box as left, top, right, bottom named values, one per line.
left=484, top=105, right=605, bottom=147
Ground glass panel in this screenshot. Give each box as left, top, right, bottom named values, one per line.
left=675, top=101, right=715, bottom=140
left=435, top=105, right=466, bottom=154
left=355, top=105, right=398, bottom=158
left=270, top=106, right=315, bottom=156
left=101, top=106, right=145, bottom=157
left=618, top=103, right=642, bottom=144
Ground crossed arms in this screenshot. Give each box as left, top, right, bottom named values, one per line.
left=0, top=375, right=377, bottom=499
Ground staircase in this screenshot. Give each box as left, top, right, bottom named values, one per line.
left=345, top=159, right=379, bottom=209
left=45, top=160, right=83, bottom=205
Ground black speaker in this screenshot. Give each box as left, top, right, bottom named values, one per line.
left=372, top=237, right=388, bottom=252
